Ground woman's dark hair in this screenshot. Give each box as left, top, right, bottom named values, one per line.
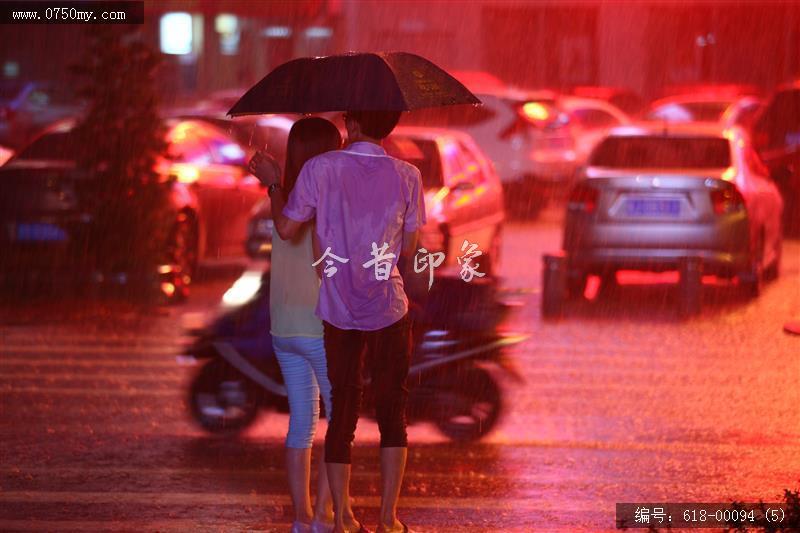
left=284, top=117, right=342, bottom=193
left=348, top=110, right=402, bottom=139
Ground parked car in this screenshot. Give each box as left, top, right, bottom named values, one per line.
left=751, top=79, right=800, bottom=235
left=401, top=88, right=574, bottom=217
left=570, top=86, right=645, bottom=116
left=563, top=123, right=783, bottom=302
left=557, top=96, right=630, bottom=168
left=645, top=93, right=764, bottom=127
left=0, top=80, right=84, bottom=149
left=0, top=116, right=263, bottom=295
left=247, top=126, right=506, bottom=276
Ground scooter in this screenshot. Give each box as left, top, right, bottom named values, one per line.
left=179, top=269, right=526, bottom=442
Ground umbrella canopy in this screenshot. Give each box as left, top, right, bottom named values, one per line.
left=227, top=52, right=481, bottom=116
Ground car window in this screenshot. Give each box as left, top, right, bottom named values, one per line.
left=570, top=108, right=619, bottom=129
left=591, top=136, right=731, bottom=168
left=441, top=139, right=471, bottom=183
left=14, top=130, right=77, bottom=160
left=681, top=102, right=730, bottom=122
left=647, top=102, right=729, bottom=123
left=755, top=90, right=800, bottom=150
left=646, top=103, right=693, bottom=123
left=457, top=140, right=487, bottom=183
left=385, top=136, right=443, bottom=189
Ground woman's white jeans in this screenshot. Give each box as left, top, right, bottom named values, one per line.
left=272, top=335, right=333, bottom=449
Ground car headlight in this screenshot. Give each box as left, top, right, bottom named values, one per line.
left=222, top=270, right=263, bottom=307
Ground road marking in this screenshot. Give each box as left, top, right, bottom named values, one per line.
left=0, top=386, right=181, bottom=397
left=0, top=520, right=262, bottom=532
left=0, top=344, right=179, bottom=355
left=0, top=465, right=749, bottom=489
left=0, top=490, right=604, bottom=512
left=0, top=358, right=179, bottom=368
left=0, top=371, right=184, bottom=381
left=0, top=379, right=771, bottom=397
left=0, top=335, right=182, bottom=346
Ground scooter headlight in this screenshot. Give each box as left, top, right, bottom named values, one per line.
left=222, top=270, right=263, bottom=307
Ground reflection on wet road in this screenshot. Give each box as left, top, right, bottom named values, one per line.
left=2, top=215, right=799, bottom=531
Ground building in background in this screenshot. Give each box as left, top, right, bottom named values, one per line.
left=343, top=1, right=800, bottom=98
left=0, top=0, right=798, bottom=105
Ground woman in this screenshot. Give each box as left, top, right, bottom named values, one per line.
left=249, top=117, right=344, bottom=533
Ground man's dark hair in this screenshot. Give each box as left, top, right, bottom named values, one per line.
left=348, top=110, right=402, bottom=139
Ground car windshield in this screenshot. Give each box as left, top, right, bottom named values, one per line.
left=590, top=136, right=731, bottom=168
left=385, top=136, right=444, bottom=189
left=756, top=90, right=800, bottom=150
left=648, top=101, right=730, bottom=122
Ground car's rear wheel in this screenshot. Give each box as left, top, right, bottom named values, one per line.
left=739, top=232, right=764, bottom=298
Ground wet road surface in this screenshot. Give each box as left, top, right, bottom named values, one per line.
left=2, top=213, right=799, bottom=532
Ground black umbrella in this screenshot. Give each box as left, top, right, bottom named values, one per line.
left=227, top=51, right=481, bottom=116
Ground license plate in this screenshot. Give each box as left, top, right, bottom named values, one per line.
left=15, top=222, right=68, bottom=242
left=625, top=198, right=681, bottom=217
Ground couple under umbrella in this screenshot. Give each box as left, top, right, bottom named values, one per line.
left=230, top=52, right=480, bottom=533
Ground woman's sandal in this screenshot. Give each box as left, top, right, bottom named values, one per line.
left=310, top=519, right=334, bottom=533
left=375, top=522, right=409, bottom=533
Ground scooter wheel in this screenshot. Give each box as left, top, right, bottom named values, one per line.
left=189, top=360, right=259, bottom=435
left=432, top=367, right=502, bottom=442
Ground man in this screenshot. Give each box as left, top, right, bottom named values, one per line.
left=251, top=110, right=424, bottom=533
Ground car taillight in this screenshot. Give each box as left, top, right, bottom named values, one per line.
left=568, top=183, right=598, bottom=214
left=710, top=186, right=745, bottom=215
